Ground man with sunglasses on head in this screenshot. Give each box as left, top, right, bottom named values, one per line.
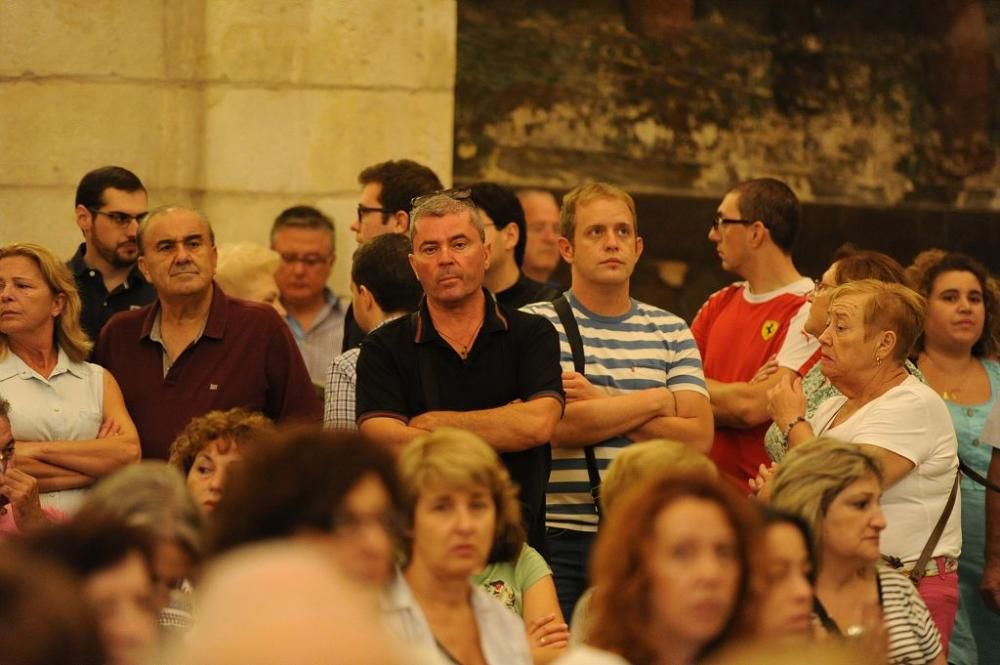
left=69, top=166, right=156, bottom=343
left=691, top=177, right=818, bottom=491
left=355, top=190, right=564, bottom=551
left=270, top=205, right=344, bottom=387
left=342, top=159, right=444, bottom=352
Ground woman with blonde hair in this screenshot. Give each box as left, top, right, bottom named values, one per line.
left=384, top=427, right=537, bottom=665
left=0, top=243, right=139, bottom=512
left=767, top=279, right=960, bottom=643
left=214, top=243, right=286, bottom=317
left=770, top=438, right=944, bottom=665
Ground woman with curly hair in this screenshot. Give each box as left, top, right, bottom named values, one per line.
left=909, top=250, right=1000, bottom=664
left=556, top=474, right=759, bottom=664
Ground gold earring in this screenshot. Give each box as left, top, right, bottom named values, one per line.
left=875, top=355, right=881, bottom=368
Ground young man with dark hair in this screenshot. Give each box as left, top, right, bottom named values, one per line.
left=343, top=159, right=444, bottom=352
left=69, top=166, right=156, bottom=341
left=324, top=234, right=422, bottom=430
left=270, top=205, right=343, bottom=385
left=470, top=182, right=561, bottom=309
left=692, top=177, right=819, bottom=489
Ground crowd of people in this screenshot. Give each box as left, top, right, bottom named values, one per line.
left=0, top=161, right=998, bottom=665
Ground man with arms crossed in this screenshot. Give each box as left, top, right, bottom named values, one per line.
left=523, top=182, right=712, bottom=620
left=355, top=193, right=563, bottom=549
left=691, top=178, right=818, bottom=488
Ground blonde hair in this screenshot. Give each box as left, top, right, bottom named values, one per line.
left=827, top=279, right=926, bottom=363
left=0, top=243, right=92, bottom=362
left=601, top=439, right=717, bottom=516
left=215, top=244, right=281, bottom=300
left=769, top=437, right=883, bottom=559
left=560, top=182, right=637, bottom=241
left=397, top=427, right=523, bottom=562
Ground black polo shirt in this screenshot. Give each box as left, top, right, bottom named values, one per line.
left=68, top=243, right=157, bottom=343
left=495, top=272, right=562, bottom=310
left=356, top=289, right=564, bottom=550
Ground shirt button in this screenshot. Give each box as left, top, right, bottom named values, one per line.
left=53, top=406, right=60, bottom=413
left=103, top=302, right=108, bottom=307
left=973, top=438, right=981, bottom=446
left=967, top=409, right=975, bottom=417
left=89, top=270, right=96, bottom=277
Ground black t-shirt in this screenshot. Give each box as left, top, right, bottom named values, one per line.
left=67, top=243, right=157, bottom=344
left=495, top=272, right=562, bottom=310
left=356, top=290, right=564, bottom=550
left=341, top=302, right=366, bottom=352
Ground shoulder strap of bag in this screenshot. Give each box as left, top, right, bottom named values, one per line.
left=553, top=295, right=602, bottom=520
left=909, top=469, right=960, bottom=584
left=959, top=457, right=1000, bottom=493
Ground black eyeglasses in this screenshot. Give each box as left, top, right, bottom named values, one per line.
left=711, top=214, right=754, bottom=232
left=357, top=204, right=394, bottom=221
left=410, top=188, right=473, bottom=209
left=87, top=207, right=147, bottom=227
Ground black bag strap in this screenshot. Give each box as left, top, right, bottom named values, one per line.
left=553, top=295, right=602, bottom=520
left=959, top=457, right=1000, bottom=493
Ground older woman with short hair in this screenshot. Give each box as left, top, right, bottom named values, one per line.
left=214, top=243, right=286, bottom=317
left=0, top=243, right=140, bottom=513
left=386, top=427, right=533, bottom=665
left=771, top=438, right=944, bottom=665
left=767, top=279, right=961, bottom=646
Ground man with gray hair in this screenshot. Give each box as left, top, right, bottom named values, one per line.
left=355, top=192, right=564, bottom=548
left=94, top=206, right=321, bottom=460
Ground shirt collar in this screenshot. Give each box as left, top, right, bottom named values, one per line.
left=413, top=288, right=509, bottom=345
left=285, top=288, right=341, bottom=331
left=141, top=283, right=227, bottom=342
left=0, top=347, right=85, bottom=382
left=69, top=242, right=150, bottom=289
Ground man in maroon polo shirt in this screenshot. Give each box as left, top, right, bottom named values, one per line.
left=93, top=206, right=321, bottom=459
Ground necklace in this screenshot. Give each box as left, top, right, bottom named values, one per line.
left=921, top=352, right=977, bottom=402
left=437, top=319, right=484, bottom=360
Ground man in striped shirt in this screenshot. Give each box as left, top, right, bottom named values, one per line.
left=522, top=182, right=712, bottom=621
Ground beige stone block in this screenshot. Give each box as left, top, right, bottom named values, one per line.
left=200, top=190, right=354, bottom=296
left=201, top=87, right=453, bottom=194
left=0, top=81, right=202, bottom=190
left=0, top=0, right=170, bottom=78
left=203, top=0, right=456, bottom=88
left=0, top=186, right=81, bottom=258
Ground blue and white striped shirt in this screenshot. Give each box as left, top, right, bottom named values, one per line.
left=522, top=291, right=707, bottom=531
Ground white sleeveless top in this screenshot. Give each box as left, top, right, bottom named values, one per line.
left=0, top=347, right=104, bottom=513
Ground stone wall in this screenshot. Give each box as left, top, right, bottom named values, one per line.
left=0, top=0, right=457, bottom=295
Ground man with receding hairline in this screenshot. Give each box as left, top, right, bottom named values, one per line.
left=94, top=206, right=321, bottom=459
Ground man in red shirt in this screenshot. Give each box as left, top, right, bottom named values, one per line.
left=94, top=206, right=321, bottom=459
left=691, top=178, right=819, bottom=489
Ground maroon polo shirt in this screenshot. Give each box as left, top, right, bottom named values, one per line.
left=94, top=285, right=322, bottom=460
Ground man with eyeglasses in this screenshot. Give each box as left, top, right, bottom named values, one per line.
left=342, top=159, right=443, bottom=352
left=691, top=178, right=818, bottom=490
left=68, top=166, right=156, bottom=342
left=270, top=205, right=344, bottom=386
left=94, top=206, right=321, bottom=460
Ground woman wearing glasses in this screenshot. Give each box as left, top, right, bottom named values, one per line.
left=0, top=243, right=140, bottom=514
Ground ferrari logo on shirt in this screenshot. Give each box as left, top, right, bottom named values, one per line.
left=761, top=320, right=780, bottom=341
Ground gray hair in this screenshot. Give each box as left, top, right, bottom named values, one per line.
left=78, top=461, right=206, bottom=560
left=409, top=194, right=484, bottom=244
left=137, top=205, right=216, bottom=255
